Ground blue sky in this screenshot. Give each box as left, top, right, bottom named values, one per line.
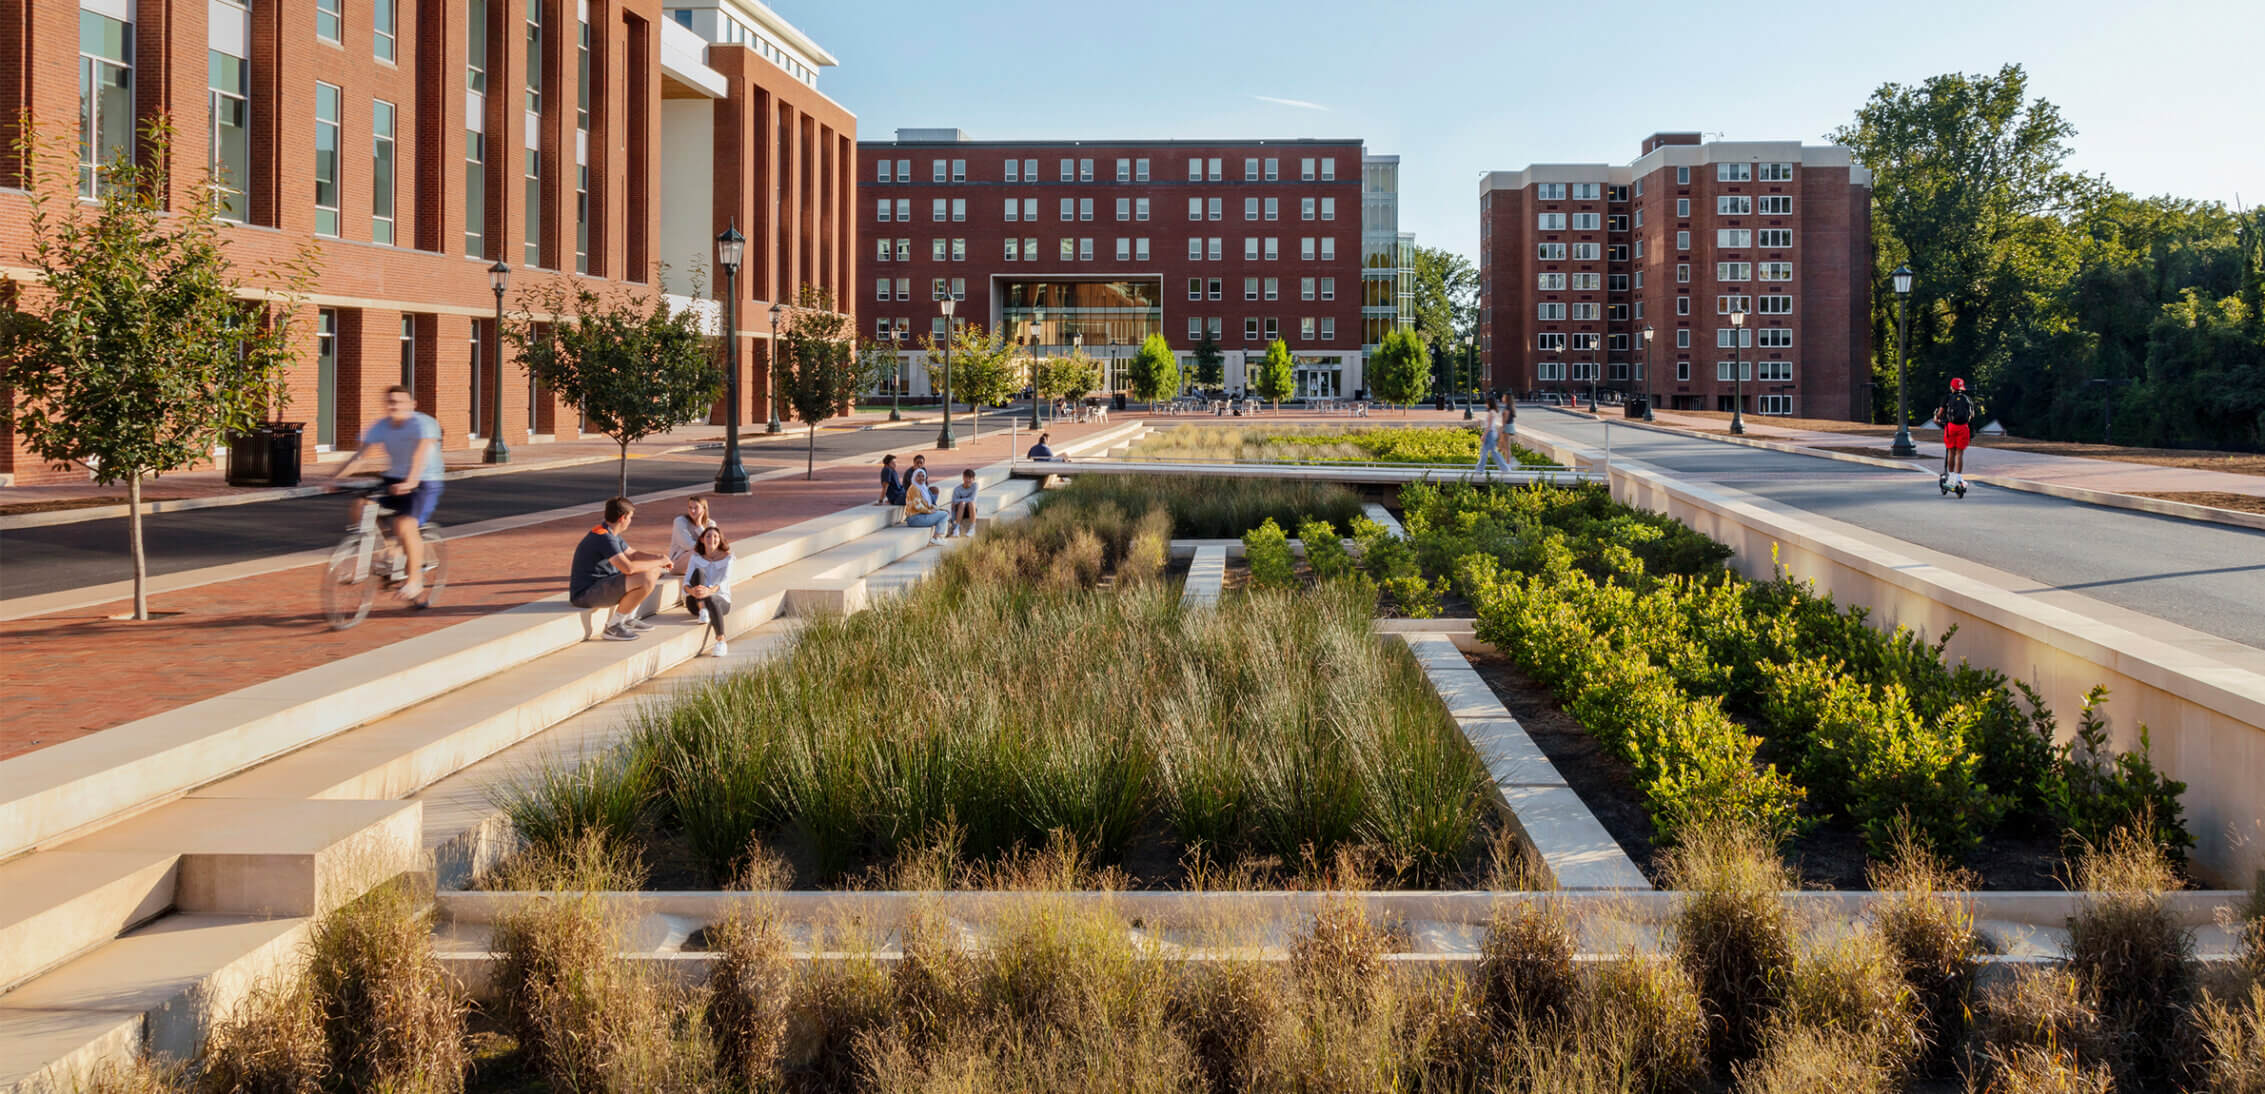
left=780, top=0, right=2262, bottom=260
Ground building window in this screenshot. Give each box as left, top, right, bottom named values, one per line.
left=1537, top=212, right=1565, bottom=231
left=1079, top=238, right=1093, bottom=260
left=1717, top=228, right=1752, bottom=248
left=523, top=143, right=542, bottom=265
left=951, top=198, right=965, bottom=222
left=1300, top=157, right=1316, bottom=181
left=1570, top=303, right=1598, bottom=320
left=1571, top=273, right=1600, bottom=290
left=1136, top=238, right=1150, bottom=261
left=1571, top=182, right=1600, bottom=200
left=1258, top=197, right=1273, bottom=221
left=1245, top=318, right=1260, bottom=341
left=1570, top=242, right=1598, bottom=260
left=1301, top=237, right=1315, bottom=261
left=1301, top=277, right=1315, bottom=301
left=1676, top=263, right=1690, bottom=283
left=313, top=82, right=342, bottom=236
left=1676, top=360, right=1691, bottom=380
left=1759, top=394, right=1793, bottom=415
left=1301, top=197, right=1316, bottom=221
left=1078, top=157, right=1093, bottom=181
left=1759, top=262, right=1794, bottom=281
left=876, top=277, right=890, bottom=301
left=1717, top=329, right=1755, bottom=349
left=374, top=0, right=396, bottom=60
left=1717, top=195, right=1752, bottom=216
left=1536, top=182, right=1566, bottom=200
left=1208, top=278, right=1222, bottom=300
left=1117, top=197, right=1131, bottom=221
left=79, top=11, right=136, bottom=198
left=933, top=159, right=947, bottom=182
left=1004, top=238, right=1018, bottom=262
left=1675, top=230, right=1691, bottom=251
left=1608, top=274, right=1629, bottom=292
left=1136, top=157, right=1150, bottom=181
left=1758, top=228, right=1793, bottom=248
left=1675, top=165, right=1690, bottom=185
left=1717, top=163, right=1752, bottom=182
left=1264, top=157, right=1278, bottom=180
left=1078, top=198, right=1091, bottom=221
left=1263, top=277, right=1278, bottom=301
left=1135, top=197, right=1150, bottom=221
left=1265, top=318, right=1279, bottom=340
left=952, top=158, right=966, bottom=181
left=208, top=51, right=249, bottom=221
left=952, top=238, right=966, bottom=261
left=1245, top=197, right=1259, bottom=221
left=1676, top=198, right=1690, bottom=218
left=932, top=238, right=945, bottom=261
left=317, top=0, right=343, bottom=43
left=1538, top=272, right=1566, bottom=290
left=1244, top=277, right=1259, bottom=301
left=1188, top=157, right=1202, bottom=182
left=1300, top=317, right=1316, bottom=341
left=1189, top=316, right=1203, bottom=340
left=1243, top=157, right=1259, bottom=180
left=1537, top=242, right=1566, bottom=260
left=1205, top=197, right=1220, bottom=221
left=1535, top=333, right=1566, bottom=351
left=1206, top=157, right=1221, bottom=181
left=315, top=310, right=339, bottom=446
left=1207, top=237, right=1222, bottom=261
left=1003, top=158, right=1017, bottom=182
left=1759, top=295, right=1793, bottom=314
left=1538, top=303, right=1566, bottom=320
left=1758, top=162, right=1795, bottom=182
left=1757, top=360, right=1793, bottom=380
left=1188, top=278, right=1202, bottom=301
left=897, top=238, right=910, bottom=260
left=1116, top=238, right=1130, bottom=261
left=1717, top=262, right=1752, bottom=282
left=1759, top=195, right=1792, bottom=215
left=1716, top=294, right=1750, bottom=314
left=1634, top=208, right=1644, bottom=229
left=1320, top=277, right=1334, bottom=300
left=398, top=315, right=417, bottom=389
left=1117, top=157, right=1131, bottom=181
left=1757, top=329, right=1793, bottom=349
left=874, top=238, right=890, bottom=261
left=1676, top=296, right=1691, bottom=316
left=371, top=99, right=396, bottom=244
left=465, top=129, right=485, bottom=255
left=1019, top=158, right=1032, bottom=181
left=1244, top=237, right=1259, bottom=261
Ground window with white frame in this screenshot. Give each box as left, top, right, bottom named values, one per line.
left=1537, top=212, right=1566, bottom=230
left=1002, top=158, right=1018, bottom=182
left=1676, top=329, right=1691, bottom=348
left=878, top=198, right=893, bottom=222
left=932, top=317, right=947, bottom=338
left=1057, top=198, right=1072, bottom=222
left=1635, top=239, right=1645, bottom=259
left=372, top=99, right=397, bottom=244
left=1570, top=272, right=1601, bottom=290
left=1608, top=214, right=1628, bottom=231
left=1676, top=263, right=1691, bottom=283
left=1300, top=237, right=1316, bottom=260
left=1320, top=157, right=1334, bottom=180
left=1136, top=238, right=1149, bottom=260
left=1716, top=360, right=1751, bottom=381
left=931, top=277, right=948, bottom=300
left=1757, top=329, right=1792, bottom=349
left=1207, top=197, right=1222, bottom=221
left=1243, top=157, right=1259, bottom=180
left=1004, top=239, right=1018, bottom=262
left=1245, top=318, right=1260, bottom=341
left=1717, top=163, right=1752, bottom=181
left=1061, top=158, right=1075, bottom=181
left=1062, top=238, right=1075, bottom=260
left=1023, top=158, right=1037, bottom=180
left=1609, top=274, right=1629, bottom=292
left=1135, top=197, right=1149, bottom=221
left=933, top=198, right=946, bottom=222
left=1265, top=317, right=1279, bottom=340
left=1321, top=317, right=1336, bottom=340
left=1301, top=277, right=1315, bottom=300
left=876, top=277, right=889, bottom=302
left=1022, top=198, right=1036, bottom=221
left=1245, top=197, right=1259, bottom=221
left=951, top=278, right=965, bottom=299
left=1076, top=238, right=1091, bottom=260
left=1676, top=296, right=1691, bottom=315
left=1300, top=157, right=1316, bottom=180
left=1675, top=165, right=1690, bottom=184
left=952, top=198, right=965, bottom=222
left=1758, top=294, right=1793, bottom=314
left=1759, top=394, right=1792, bottom=415
left=1570, top=303, right=1599, bottom=320
left=1188, top=158, right=1203, bottom=181
left=1716, top=329, right=1754, bottom=348
left=1535, top=333, right=1567, bottom=351
left=877, top=238, right=891, bottom=261
left=1208, top=278, right=1222, bottom=300
left=1717, top=195, right=1752, bottom=215
left=1244, top=237, right=1260, bottom=261
left=1320, top=277, right=1334, bottom=300
left=1758, top=195, right=1792, bottom=215
left=1572, top=212, right=1600, bottom=230
left=1264, top=238, right=1279, bottom=260
left=1537, top=303, right=1566, bottom=320
left=1079, top=198, right=1092, bottom=221
left=1538, top=242, right=1567, bottom=260
left=1634, top=271, right=1644, bottom=289
left=1320, top=237, right=1335, bottom=260
left=1716, top=294, right=1749, bottom=314
left=1634, top=208, right=1644, bottom=229
left=1117, top=197, right=1131, bottom=221
left=1757, top=360, right=1793, bottom=380
left=1189, top=238, right=1204, bottom=260
left=1264, top=157, right=1278, bottom=180
left=951, top=158, right=965, bottom=181
left=931, top=238, right=945, bottom=261
left=1757, top=162, right=1794, bottom=181
left=1571, top=242, right=1599, bottom=259
left=1188, top=197, right=1202, bottom=221
left=1675, top=359, right=1691, bottom=380
left=1609, top=361, right=1629, bottom=379
left=314, top=82, right=341, bottom=236
left=900, top=278, right=914, bottom=301
left=1675, top=230, right=1691, bottom=251
left=1300, top=317, right=1316, bottom=341
left=1537, top=359, right=1565, bottom=380
left=1321, top=197, right=1335, bottom=220
left=1538, top=272, right=1567, bottom=290
left=1717, top=228, right=1751, bottom=248
left=1717, top=262, right=1752, bottom=281
left=1244, top=277, right=1259, bottom=301
left=1571, top=182, right=1601, bottom=200
left=881, top=160, right=898, bottom=183
left=1758, top=228, right=1793, bottom=248
left=1116, top=238, right=1130, bottom=261
left=1207, top=158, right=1222, bottom=181
left=1189, top=278, right=1203, bottom=300
left=896, top=238, right=910, bottom=260
left=317, top=0, right=342, bottom=41
left=1608, top=244, right=1628, bottom=261
left=1676, top=198, right=1690, bottom=218
left=1189, top=316, right=1204, bottom=340
left=1116, top=158, right=1130, bottom=181
left=1208, top=237, right=1222, bottom=260
left=1535, top=182, right=1566, bottom=200
left=933, top=159, right=946, bottom=182
left=1136, top=158, right=1150, bottom=181
left=1759, top=262, right=1793, bottom=282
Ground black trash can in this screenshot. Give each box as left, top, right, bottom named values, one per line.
left=226, top=422, right=305, bottom=487
left=1624, top=397, right=1647, bottom=419
left=1112, top=391, right=1127, bottom=411
left=1434, top=394, right=1448, bottom=411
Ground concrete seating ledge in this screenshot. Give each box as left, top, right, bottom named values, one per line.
left=1180, top=546, right=1225, bottom=610
left=0, top=422, right=1143, bottom=866
left=1397, top=632, right=1649, bottom=891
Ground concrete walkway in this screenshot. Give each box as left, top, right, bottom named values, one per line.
left=0, top=416, right=1123, bottom=759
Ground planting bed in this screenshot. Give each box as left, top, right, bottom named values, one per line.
left=1126, top=423, right=1555, bottom=468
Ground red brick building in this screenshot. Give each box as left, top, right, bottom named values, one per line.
left=856, top=131, right=1393, bottom=399
left=1479, top=133, right=1872, bottom=420
left=0, top=0, right=853, bottom=485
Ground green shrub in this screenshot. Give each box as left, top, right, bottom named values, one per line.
left=1379, top=573, right=1447, bottom=618
left=2045, top=686, right=2194, bottom=863
left=1296, top=517, right=1355, bottom=580
left=1242, top=517, right=1297, bottom=590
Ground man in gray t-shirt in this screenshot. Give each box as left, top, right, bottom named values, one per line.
left=947, top=470, right=979, bottom=538
left=332, top=385, right=444, bottom=603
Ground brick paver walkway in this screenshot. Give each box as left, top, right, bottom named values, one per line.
left=0, top=416, right=1112, bottom=757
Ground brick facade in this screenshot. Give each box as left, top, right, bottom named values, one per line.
left=857, top=136, right=1368, bottom=394
left=0, top=0, right=851, bottom=484
left=1480, top=133, right=1873, bottom=421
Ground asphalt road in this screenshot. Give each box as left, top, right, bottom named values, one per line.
left=1523, top=409, right=2265, bottom=651
left=0, top=423, right=957, bottom=601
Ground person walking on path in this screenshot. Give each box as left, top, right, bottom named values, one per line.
left=667, top=495, right=718, bottom=575
left=1935, top=377, right=1981, bottom=497
left=569, top=496, right=672, bottom=641
left=331, top=385, right=444, bottom=604
left=1474, top=396, right=1514, bottom=474
left=682, top=525, right=734, bottom=656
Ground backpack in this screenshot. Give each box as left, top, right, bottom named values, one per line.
left=1943, top=392, right=1973, bottom=425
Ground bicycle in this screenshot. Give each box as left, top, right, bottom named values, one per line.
left=321, top=480, right=448, bottom=630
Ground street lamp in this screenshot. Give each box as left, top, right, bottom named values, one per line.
left=1889, top=264, right=1917, bottom=456
left=936, top=295, right=957, bottom=449
left=1028, top=307, right=1044, bottom=429
left=1463, top=332, right=1476, bottom=420
left=1729, top=308, right=1747, bottom=436
left=1641, top=324, right=1656, bottom=422
left=483, top=261, right=510, bottom=464
left=765, top=299, right=784, bottom=434
left=1586, top=336, right=1600, bottom=413
left=713, top=225, right=750, bottom=494
left=888, top=327, right=904, bottom=422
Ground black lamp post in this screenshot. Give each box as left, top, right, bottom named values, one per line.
left=1028, top=307, right=1044, bottom=429
left=483, top=260, right=510, bottom=464
left=1551, top=340, right=1564, bottom=405
left=1889, top=264, right=1917, bottom=456
left=713, top=225, right=750, bottom=494
left=1462, top=333, right=1476, bottom=420
left=765, top=299, right=784, bottom=434
left=936, top=295, right=957, bottom=449
left=1729, top=308, right=1747, bottom=435
left=888, top=328, right=904, bottom=422
left=1586, top=336, right=1600, bottom=413
left=1641, top=323, right=1656, bottom=421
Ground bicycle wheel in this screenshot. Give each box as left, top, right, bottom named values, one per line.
left=414, top=526, right=449, bottom=606
left=320, top=534, right=380, bottom=630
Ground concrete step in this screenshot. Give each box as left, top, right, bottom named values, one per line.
left=0, top=852, right=178, bottom=994
left=0, top=1009, right=144, bottom=1094
left=66, top=798, right=420, bottom=919
left=0, top=913, right=309, bottom=1067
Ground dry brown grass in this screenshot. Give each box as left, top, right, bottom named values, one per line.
left=1975, top=1045, right=2116, bottom=1094
left=2188, top=981, right=2265, bottom=1094
left=1477, top=900, right=1580, bottom=1037
left=197, top=975, right=328, bottom=1094
left=1733, top=1024, right=1895, bottom=1094
left=1168, top=959, right=1284, bottom=1094
left=2065, top=826, right=2197, bottom=1087
left=300, top=879, right=467, bottom=1094
left=707, top=910, right=791, bottom=1088
left=72, top=1057, right=187, bottom=1094
left=1867, top=829, right=1984, bottom=1074
left=1774, top=928, right=1924, bottom=1079
left=1971, top=966, right=2111, bottom=1083
left=1663, top=821, right=1797, bottom=1070
left=488, top=894, right=708, bottom=1092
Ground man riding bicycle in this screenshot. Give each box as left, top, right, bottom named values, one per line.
left=331, top=385, right=444, bottom=604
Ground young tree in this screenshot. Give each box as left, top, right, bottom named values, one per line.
left=1032, top=349, right=1101, bottom=414
left=923, top=321, right=1021, bottom=440
left=510, top=276, right=720, bottom=496
left=1123, top=332, right=1180, bottom=409
left=773, top=284, right=863, bottom=479
left=1191, top=331, right=1226, bottom=390
left=857, top=337, right=906, bottom=416
left=1410, top=245, right=1478, bottom=369
left=1, top=122, right=315, bottom=620
left=1368, top=327, right=1433, bottom=412
left=1252, top=338, right=1297, bottom=410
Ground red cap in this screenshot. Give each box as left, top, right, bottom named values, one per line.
left=1950, top=377, right=1966, bottom=391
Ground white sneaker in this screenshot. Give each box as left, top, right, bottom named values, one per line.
left=694, top=609, right=709, bottom=625
left=709, top=640, right=728, bottom=658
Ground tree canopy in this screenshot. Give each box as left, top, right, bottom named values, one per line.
left=1191, top=331, right=1226, bottom=389
left=1251, top=338, right=1296, bottom=407
left=1835, top=64, right=2264, bottom=449
left=1123, top=332, right=1180, bottom=406
left=511, top=277, right=720, bottom=495
left=1409, top=245, right=1478, bottom=370
left=923, top=320, right=1021, bottom=439
left=1368, top=328, right=1432, bottom=408
left=777, top=284, right=862, bottom=478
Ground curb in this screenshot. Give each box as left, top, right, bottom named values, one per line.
left=1545, top=410, right=2265, bottom=533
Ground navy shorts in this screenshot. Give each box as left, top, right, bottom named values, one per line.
left=377, top=478, right=443, bottom=525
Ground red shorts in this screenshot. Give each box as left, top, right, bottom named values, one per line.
left=1942, top=423, right=1971, bottom=451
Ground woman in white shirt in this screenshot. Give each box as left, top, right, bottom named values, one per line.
left=669, top=496, right=719, bottom=574
left=1476, top=396, right=1513, bottom=473
left=683, top=526, right=734, bottom=656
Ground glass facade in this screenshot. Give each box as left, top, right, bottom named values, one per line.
left=79, top=11, right=133, bottom=198
left=1360, top=155, right=1405, bottom=350
left=996, top=279, right=1162, bottom=349
left=208, top=51, right=249, bottom=221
